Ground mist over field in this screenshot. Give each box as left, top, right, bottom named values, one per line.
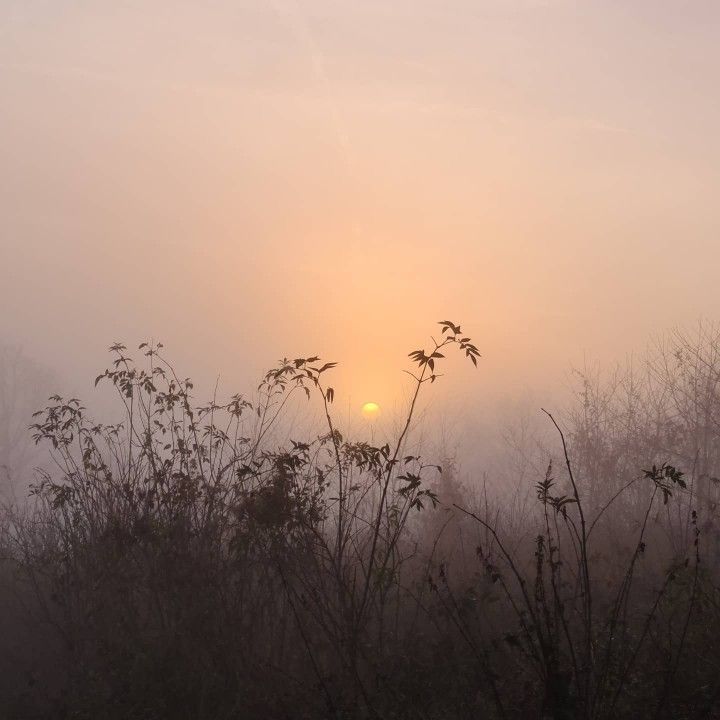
left=2, top=2, right=720, bottom=719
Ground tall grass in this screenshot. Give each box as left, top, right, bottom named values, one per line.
left=1, top=322, right=720, bottom=719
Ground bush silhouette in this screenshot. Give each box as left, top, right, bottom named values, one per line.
left=1, top=322, right=720, bottom=719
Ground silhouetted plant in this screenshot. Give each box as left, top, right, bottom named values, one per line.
left=2, top=321, right=720, bottom=719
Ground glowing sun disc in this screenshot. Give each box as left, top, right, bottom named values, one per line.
left=361, top=402, right=380, bottom=419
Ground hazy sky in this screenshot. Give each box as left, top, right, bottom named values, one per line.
left=2, top=1, right=720, bottom=416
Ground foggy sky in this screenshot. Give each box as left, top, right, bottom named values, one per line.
left=2, top=1, right=720, bottom=419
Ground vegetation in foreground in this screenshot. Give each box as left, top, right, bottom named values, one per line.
left=2, top=321, right=720, bottom=719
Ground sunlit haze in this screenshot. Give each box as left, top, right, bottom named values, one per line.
left=4, top=5, right=720, bottom=716
left=2, top=1, right=720, bottom=417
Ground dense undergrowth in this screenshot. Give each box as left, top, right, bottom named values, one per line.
left=2, top=321, right=720, bottom=719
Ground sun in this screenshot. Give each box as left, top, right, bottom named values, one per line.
left=361, top=402, right=381, bottom=419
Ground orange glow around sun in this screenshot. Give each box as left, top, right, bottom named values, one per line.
left=361, top=402, right=380, bottom=419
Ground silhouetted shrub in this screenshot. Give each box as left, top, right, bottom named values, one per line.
left=1, top=323, right=720, bottom=719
